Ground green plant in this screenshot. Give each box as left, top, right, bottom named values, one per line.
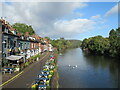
left=25, top=62, right=29, bottom=66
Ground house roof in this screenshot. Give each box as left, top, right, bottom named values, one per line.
left=1, top=19, right=44, bottom=42
left=25, top=32, right=29, bottom=37
left=17, top=33, right=23, bottom=36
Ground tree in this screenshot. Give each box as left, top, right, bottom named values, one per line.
left=12, top=23, right=35, bottom=35
left=89, top=36, right=110, bottom=54
left=50, top=38, right=74, bottom=51
left=81, top=27, right=120, bottom=58
left=109, top=28, right=120, bottom=58
left=82, top=36, right=110, bottom=54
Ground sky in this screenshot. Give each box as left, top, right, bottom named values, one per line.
left=1, top=1, right=118, bottom=40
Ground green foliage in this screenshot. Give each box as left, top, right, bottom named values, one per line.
left=90, top=36, right=109, bottom=54
left=81, top=27, right=120, bottom=58
left=44, top=37, right=51, bottom=41
left=51, top=38, right=72, bottom=51
left=109, top=28, right=120, bottom=57
left=82, top=36, right=110, bottom=54
left=50, top=38, right=81, bottom=51
left=12, top=23, right=35, bottom=35
left=25, top=62, right=29, bottom=66
left=31, top=54, right=40, bottom=60
left=68, top=40, right=82, bottom=48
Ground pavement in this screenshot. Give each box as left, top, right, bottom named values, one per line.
left=2, top=52, right=51, bottom=89
left=2, top=71, right=20, bottom=84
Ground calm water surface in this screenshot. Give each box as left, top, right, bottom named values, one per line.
left=58, top=48, right=119, bottom=88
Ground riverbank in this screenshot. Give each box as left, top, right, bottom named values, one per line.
left=81, top=28, right=120, bottom=59
left=30, top=51, right=59, bottom=89
left=51, top=51, right=59, bottom=88
left=82, top=47, right=120, bottom=60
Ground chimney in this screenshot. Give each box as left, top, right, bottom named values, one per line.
left=26, top=32, right=29, bottom=36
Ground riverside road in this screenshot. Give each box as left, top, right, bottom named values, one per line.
left=2, top=52, right=51, bottom=88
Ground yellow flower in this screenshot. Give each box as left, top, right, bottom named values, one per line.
left=8, top=49, right=11, bottom=52
left=18, top=47, right=21, bottom=51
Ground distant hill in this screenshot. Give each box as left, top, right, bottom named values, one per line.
left=68, top=40, right=82, bottom=48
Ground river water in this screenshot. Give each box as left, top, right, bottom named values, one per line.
left=58, top=48, right=119, bottom=88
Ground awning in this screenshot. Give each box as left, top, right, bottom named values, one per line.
left=6, top=55, right=24, bottom=61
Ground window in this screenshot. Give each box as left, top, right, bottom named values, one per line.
left=5, top=28, right=8, bottom=33
left=4, top=54, right=6, bottom=57
left=20, top=43, right=23, bottom=50
left=8, top=38, right=10, bottom=48
left=14, top=41, right=16, bottom=47
left=4, top=40, right=7, bottom=48
left=14, top=31, right=17, bottom=35
left=2, top=25, right=5, bottom=32
left=21, top=36, right=24, bottom=39
left=25, top=43, right=26, bottom=49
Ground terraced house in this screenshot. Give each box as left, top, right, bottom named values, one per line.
left=1, top=19, right=19, bottom=66
left=0, top=18, right=53, bottom=67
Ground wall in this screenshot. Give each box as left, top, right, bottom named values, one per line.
left=0, top=23, right=2, bottom=65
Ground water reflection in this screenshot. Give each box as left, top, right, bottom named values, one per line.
left=83, top=52, right=118, bottom=76
left=58, top=48, right=119, bottom=88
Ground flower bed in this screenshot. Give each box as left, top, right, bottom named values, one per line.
left=31, top=53, right=57, bottom=89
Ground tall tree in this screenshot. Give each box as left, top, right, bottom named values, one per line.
left=109, top=28, right=120, bottom=58
left=12, top=23, right=35, bottom=35
left=109, top=29, right=118, bottom=57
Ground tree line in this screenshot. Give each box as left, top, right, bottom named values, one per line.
left=45, top=37, right=82, bottom=51
left=81, top=27, right=120, bottom=59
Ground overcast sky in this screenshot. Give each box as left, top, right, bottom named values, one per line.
left=1, top=2, right=118, bottom=40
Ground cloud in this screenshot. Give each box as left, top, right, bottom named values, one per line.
left=51, top=19, right=96, bottom=38
left=1, top=0, right=119, bottom=2
left=2, top=2, right=103, bottom=39
left=91, top=14, right=101, bottom=19
left=90, top=14, right=107, bottom=24
left=105, top=4, right=118, bottom=17
left=2, top=2, right=90, bottom=38
left=2, top=2, right=113, bottom=40
left=2, top=2, right=87, bottom=23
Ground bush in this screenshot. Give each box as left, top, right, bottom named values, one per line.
left=25, top=62, right=29, bottom=66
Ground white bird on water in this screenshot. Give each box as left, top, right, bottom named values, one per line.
left=75, top=65, right=77, bottom=68
left=68, top=64, right=71, bottom=67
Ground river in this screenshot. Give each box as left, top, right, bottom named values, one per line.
left=58, top=48, right=119, bottom=88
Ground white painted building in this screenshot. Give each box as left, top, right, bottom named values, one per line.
left=48, top=44, right=53, bottom=52
left=26, top=49, right=31, bottom=59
